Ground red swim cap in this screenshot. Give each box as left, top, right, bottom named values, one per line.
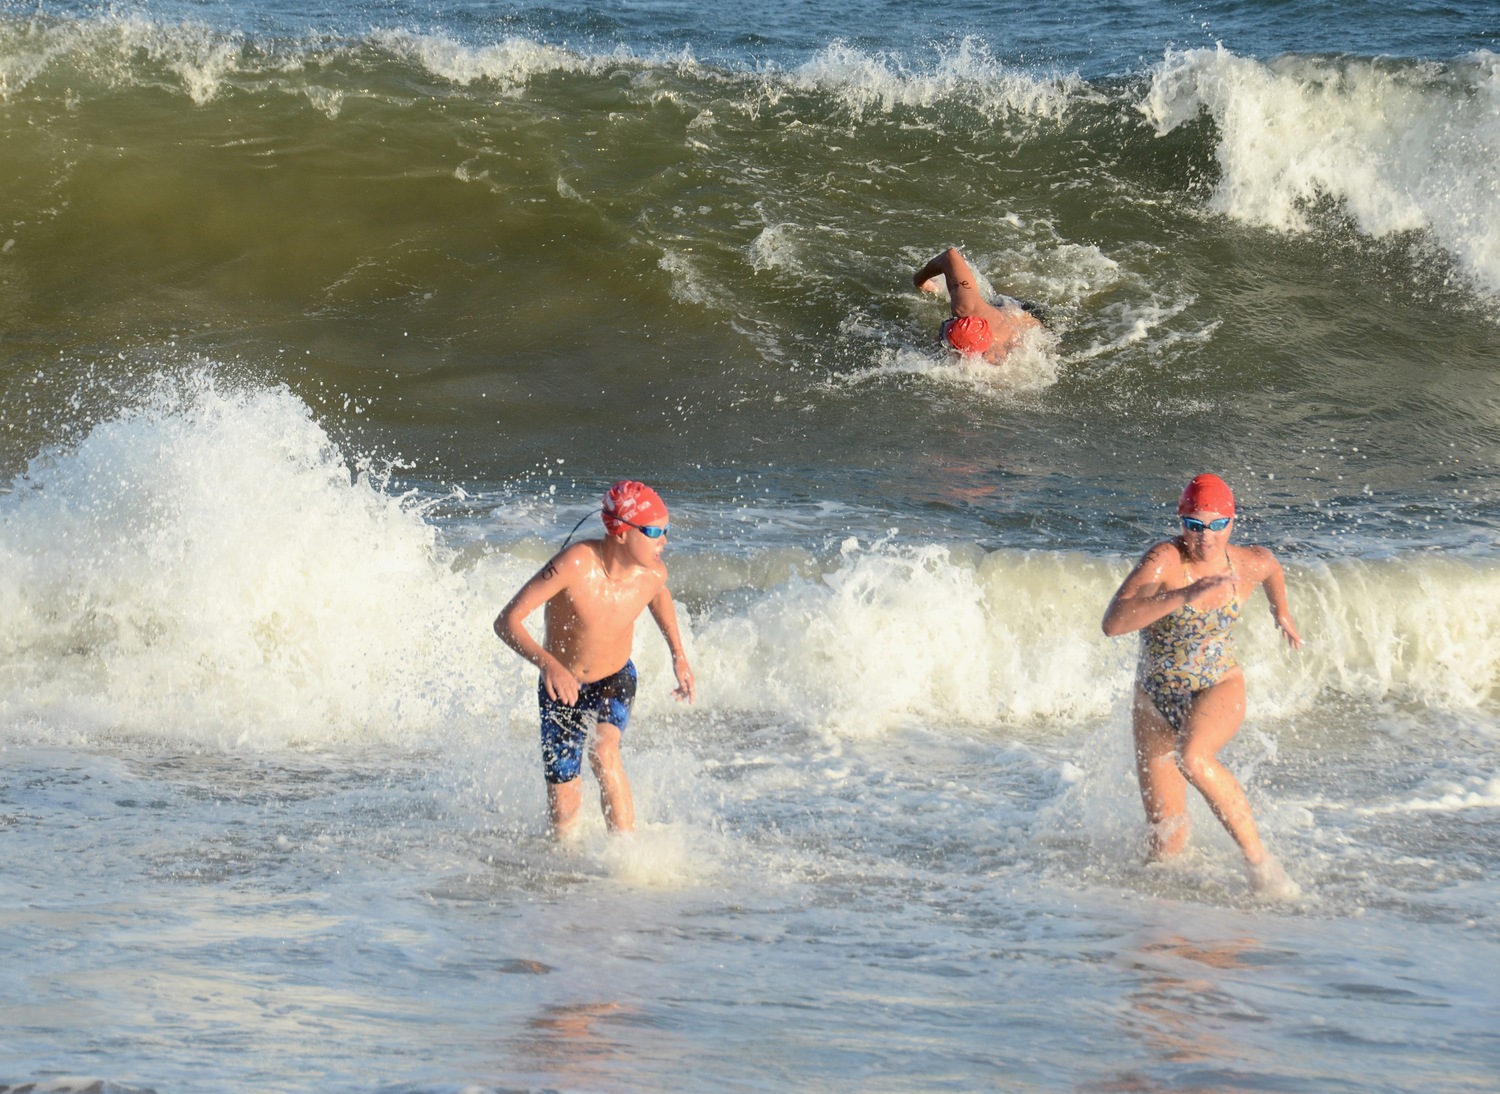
left=602, top=480, right=668, bottom=534
left=1178, top=473, right=1235, bottom=517
left=941, top=315, right=994, bottom=355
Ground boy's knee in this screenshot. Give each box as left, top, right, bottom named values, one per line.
left=589, top=727, right=623, bottom=764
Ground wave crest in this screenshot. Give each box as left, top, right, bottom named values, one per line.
left=1142, top=46, right=1500, bottom=297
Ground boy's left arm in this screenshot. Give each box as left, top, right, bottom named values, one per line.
left=647, top=585, right=696, bottom=702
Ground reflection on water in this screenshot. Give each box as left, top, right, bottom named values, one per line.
left=1122, top=935, right=1261, bottom=1064
left=1093, top=930, right=1272, bottom=1090
left=511, top=1000, right=633, bottom=1085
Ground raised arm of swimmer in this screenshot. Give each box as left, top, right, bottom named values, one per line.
left=913, top=246, right=1042, bottom=363
left=914, top=247, right=990, bottom=316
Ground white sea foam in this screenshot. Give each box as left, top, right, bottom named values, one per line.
left=370, top=29, right=597, bottom=92
left=0, top=18, right=609, bottom=105
left=3, top=375, right=1499, bottom=752
left=0, top=20, right=69, bottom=98
left=787, top=36, right=1086, bottom=121
left=746, top=222, right=804, bottom=274
left=1355, top=775, right=1500, bottom=815
left=690, top=541, right=1500, bottom=731
left=1290, top=555, right=1500, bottom=709
left=1142, top=46, right=1500, bottom=299
left=0, top=13, right=244, bottom=104
left=0, top=370, right=522, bottom=746
left=844, top=329, right=1060, bottom=392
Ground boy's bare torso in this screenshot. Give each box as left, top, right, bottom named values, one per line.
left=542, top=542, right=665, bottom=684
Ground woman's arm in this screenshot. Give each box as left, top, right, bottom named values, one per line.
left=1247, top=546, right=1303, bottom=649
left=1101, top=541, right=1235, bottom=637
left=1102, top=543, right=1185, bottom=636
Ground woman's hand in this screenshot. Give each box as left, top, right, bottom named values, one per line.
left=1183, top=572, right=1235, bottom=611
left=1275, top=612, right=1304, bottom=650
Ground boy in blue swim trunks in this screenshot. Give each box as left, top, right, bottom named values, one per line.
left=495, top=480, right=695, bottom=838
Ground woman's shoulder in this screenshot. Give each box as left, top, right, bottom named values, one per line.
left=1139, top=538, right=1185, bottom=568
left=1127, top=539, right=1187, bottom=583
left=1228, top=543, right=1281, bottom=576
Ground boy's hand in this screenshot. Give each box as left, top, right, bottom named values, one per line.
left=671, top=654, right=696, bottom=703
left=541, top=660, right=581, bottom=705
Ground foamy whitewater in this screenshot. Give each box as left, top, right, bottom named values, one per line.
left=2, top=0, right=1499, bottom=1090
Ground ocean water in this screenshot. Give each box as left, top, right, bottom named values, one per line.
left=2, top=0, right=1499, bottom=1090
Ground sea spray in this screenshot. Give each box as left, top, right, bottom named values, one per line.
left=1142, top=46, right=1500, bottom=297
left=0, top=370, right=515, bottom=745
left=7, top=376, right=1499, bottom=750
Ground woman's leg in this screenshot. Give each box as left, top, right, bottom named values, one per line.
left=1175, top=673, right=1268, bottom=865
left=1132, top=687, right=1190, bottom=859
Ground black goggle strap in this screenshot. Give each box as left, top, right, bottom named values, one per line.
left=560, top=508, right=603, bottom=550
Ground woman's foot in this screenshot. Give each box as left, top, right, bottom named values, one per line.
left=1246, top=855, right=1300, bottom=899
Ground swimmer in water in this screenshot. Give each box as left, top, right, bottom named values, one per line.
left=1101, top=474, right=1304, bottom=896
left=913, top=246, right=1044, bottom=363
left=495, top=480, right=695, bottom=839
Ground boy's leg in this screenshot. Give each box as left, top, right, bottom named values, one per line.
left=588, top=722, right=635, bottom=834
left=546, top=778, right=584, bottom=839
left=539, top=685, right=588, bottom=839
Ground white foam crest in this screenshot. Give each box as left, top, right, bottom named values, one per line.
left=694, top=540, right=1129, bottom=732
left=691, top=545, right=1500, bottom=733
left=1286, top=555, right=1500, bottom=709
left=370, top=28, right=598, bottom=91
left=0, top=370, right=522, bottom=747
left=746, top=222, right=803, bottom=274
left=7, top=384, right=1499, bottom=750
left=301, top=84, right=344, bottom=119
left=0, top=19, right=70, bottom=98
left=0, top=13, right=245, bottom=104
left=658, top=247, right=732, bottom=310
left=1354, top=774, right=1500, bottom=815
left=788, top=37, right=1083, bottom=120
left=1063, top=296, right=1220, bottom=368
left=1141, top=47, right=1500, bottom=298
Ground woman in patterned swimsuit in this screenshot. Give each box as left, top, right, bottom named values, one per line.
left=1102, top=474, right=1303, bottom=894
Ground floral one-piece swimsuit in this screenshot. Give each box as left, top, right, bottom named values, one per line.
left=1137, top=551, right=1241, bottom=731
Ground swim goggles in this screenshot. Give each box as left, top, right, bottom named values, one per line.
left=1181, top=516, right=1232, bottom=533
left=615, top=517, right=669, bottom=539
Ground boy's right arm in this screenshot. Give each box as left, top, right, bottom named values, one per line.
left=913, top=247, right=988, bottom=317
left=494, top=550, right=583, bottom=704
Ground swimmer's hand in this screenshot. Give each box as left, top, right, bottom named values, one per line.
left=1275, top=612, right=1304, bottom=650
left=916, top=276, right=943, bottom=294
left=671, top=653, right=696, bottom=704
left=541, top=660, right=582, bottom=705
left=1183, top=573, right=1234, bottom=610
